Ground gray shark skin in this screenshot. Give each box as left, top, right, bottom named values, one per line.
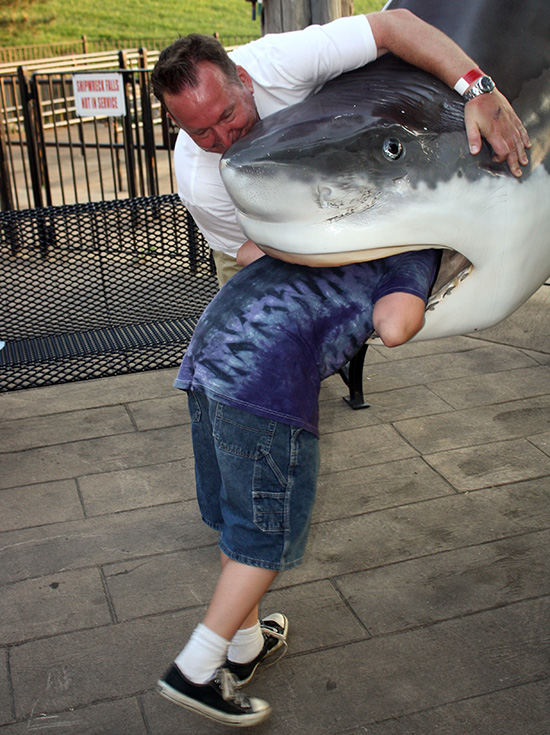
left=220, top=0, right=550, bottom=340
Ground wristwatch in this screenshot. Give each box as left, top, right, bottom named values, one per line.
left=463, top=75, right=495, bottom=102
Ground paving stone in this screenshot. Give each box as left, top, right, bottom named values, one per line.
left=313, top=457, right=454, bottom=523
left=0, top=480, right=83, bottom=532
left=429, top=365, right=550, bottom=409
left=7, top=579, right=369, bottom=722
left=320, top=386, right=452, bottom=434
left=319, top=424, right=418, bottom=475
left=475, top=285, right=550, bottom=354
left=318, top=338, right=489, bottom=405
left=78, top=458, right=196, bottom=516
left=365, top=384, right=454, bottom=422
left=1, top=568, right=112, bottom=645
left=521, top=347, right=550, bottom=365
left=105, top=538, right=367, bottom=648
left=335, top=530, right=550, bottom=635
left=337, top=679, right=550, bottom=735
left=319, top=396, right=381, bottom=434
left=0, top=406, right=135, bottom=453
left=104, top=546, right=220, bottom=621
left=394, top=394, right=550, bottom=454
left=424, top=438, right=550, bottom=491
left=530, top=431, right=550, bottom=457
left=126, top=394, right=190, bottom=431
left=9, top=608, right=199, bottom=718
left=0, top=503, right=217, bottom=587
left=0, top=425, right=194, bottom=489
left=0, top=698, right=148, bottom=735
left=0, top=650, right=11, bottom=726
left=358, top=344, right=536, bottom=394
left=262, top=580, right=369, bottom=651
left=259, top=598, right=550, bottom=731
left=0, top=369, right=176, bottom=421
left=141, top=598, right=549, bottom=735
left=371, top=335, right=482, bottom=360
left=279, top=479, right=550, bottom=587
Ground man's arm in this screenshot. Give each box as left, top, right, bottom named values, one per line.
left=367, top=9, right=531, bottom=177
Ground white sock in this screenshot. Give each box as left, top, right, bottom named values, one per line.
left=174, top=623, right=229, bottom=684
left=227, top=621, right=264, bottom=664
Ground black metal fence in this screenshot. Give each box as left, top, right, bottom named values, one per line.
left=1, top=50, right=175, bottom=211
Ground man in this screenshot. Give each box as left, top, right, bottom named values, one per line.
left=150, top=10, right=530, bottom=727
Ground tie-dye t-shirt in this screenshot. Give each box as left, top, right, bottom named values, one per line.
left=174, top=250, right=440, bottom=436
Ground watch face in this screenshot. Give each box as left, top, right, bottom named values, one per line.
left=480, top=76, right=495, bottom=92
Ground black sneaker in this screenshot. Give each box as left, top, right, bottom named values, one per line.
left=157, top=664, right=270, bottom=727
left=226, top=612, right=289, bottom=687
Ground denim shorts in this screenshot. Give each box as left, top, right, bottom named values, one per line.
left=187, top=391, right=320, bottom=571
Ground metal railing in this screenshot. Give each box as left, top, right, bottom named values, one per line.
left=0, top=34, right=258, bottom=65
left=1, top=51, right=175, bottom=210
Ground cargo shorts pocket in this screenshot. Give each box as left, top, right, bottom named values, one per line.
left=252, top=448, right=290, bottom=533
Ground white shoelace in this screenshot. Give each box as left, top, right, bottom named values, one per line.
left=261, top=623, right=289, bottom=669
left=215, top=668, right=251, bottom=709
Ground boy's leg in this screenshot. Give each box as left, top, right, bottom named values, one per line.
left=219, top=551, right=259, bottom=630
left=158, top=395, right=315, bottom=723
left=372, top=291, right=426, bottom=347
left=158, top=558, right=276, bottom=726
left=215, top=552, right=289, bottom=686
left=202, top=556, right=278, bottom=641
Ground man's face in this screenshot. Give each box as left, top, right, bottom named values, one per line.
left=164, top=61, right=259, bottom=154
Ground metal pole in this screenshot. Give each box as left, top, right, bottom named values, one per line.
left=139, top=53, right=159, bottom=197
left=0, top=114, right=15, bottom=211
left=16, top=66, right=44, bottom=208
left=118, top=54, right=137, bottom=198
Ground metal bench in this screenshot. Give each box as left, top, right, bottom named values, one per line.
left=0, top=194, right=218, bottom=391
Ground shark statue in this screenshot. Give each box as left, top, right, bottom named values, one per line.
left=220, top=0, right=550, bottom=340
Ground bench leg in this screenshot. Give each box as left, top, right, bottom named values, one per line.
left=339, top=343, right=370, bottom=410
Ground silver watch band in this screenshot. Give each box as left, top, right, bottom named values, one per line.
left=463, top=75, right=495, bottom=102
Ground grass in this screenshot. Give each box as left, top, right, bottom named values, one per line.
left=1, top=0, right=385, bottom=49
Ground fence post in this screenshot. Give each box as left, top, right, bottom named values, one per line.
left=118, top=53, right=137, bottom=198
left=0, top=115, right=15, bottom=211
left=17, top=66, right=44, bottom=208
left=139, top=51, right=159, bottom=197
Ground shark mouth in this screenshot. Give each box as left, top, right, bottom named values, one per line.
left=427, top=248, right=473, bottom=311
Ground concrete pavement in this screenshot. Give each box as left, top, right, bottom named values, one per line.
left=0, top=285, right=549, bottom=734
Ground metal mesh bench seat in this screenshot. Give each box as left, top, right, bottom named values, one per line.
left=2, top=319, right=197, bottom=365
left=1, top=194, right=218, bottom=391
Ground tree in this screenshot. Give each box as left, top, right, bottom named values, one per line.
left=261, top=0, right=354, bottom=34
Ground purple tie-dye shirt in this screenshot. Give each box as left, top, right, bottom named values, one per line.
left=175, top=250, right=439, bottom=436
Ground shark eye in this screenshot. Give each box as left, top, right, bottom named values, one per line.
left=382, top=137, right=404, bottom=160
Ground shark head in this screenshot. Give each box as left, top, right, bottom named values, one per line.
left=220, top=58, right=550, bottom=340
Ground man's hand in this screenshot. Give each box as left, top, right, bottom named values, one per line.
left=464, top=89, right=531, bottom=177
left=236, top=240, right=265, bottom=267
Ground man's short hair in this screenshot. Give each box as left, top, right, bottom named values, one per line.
left=150, top=34, right=240, bottom=102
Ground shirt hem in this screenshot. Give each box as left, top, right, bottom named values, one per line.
left=173, top=380, right=319, bottom=437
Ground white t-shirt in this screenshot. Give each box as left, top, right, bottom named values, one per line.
left=174, top=15, right=378, bottom=257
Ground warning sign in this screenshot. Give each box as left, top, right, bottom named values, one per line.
left=73, top=73, right=126, bottom=117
